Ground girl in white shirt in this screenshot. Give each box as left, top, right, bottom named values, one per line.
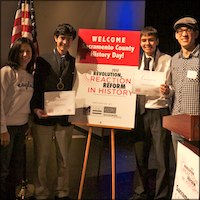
left=0, top=37, right=36, bottom=200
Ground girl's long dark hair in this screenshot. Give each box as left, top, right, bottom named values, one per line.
left=7, top=37, right=36, bottom=74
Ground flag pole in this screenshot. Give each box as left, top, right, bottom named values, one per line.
left=14, top=1, right=37, bottom=199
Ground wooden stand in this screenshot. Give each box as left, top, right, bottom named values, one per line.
left=163, top=114, right=200, bottom=199
left=76, top=124, right=131, bottom=200
left=163, top=114, right=200, bottom=141
left=77, top=127, right=115, bottom=200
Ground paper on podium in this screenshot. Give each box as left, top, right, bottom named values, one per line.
left=44, top=91, right=75, bottom=116
left=132, top=70, right=166, bottom=96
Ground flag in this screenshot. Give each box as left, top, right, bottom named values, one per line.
left=11, top=0, right=39, bottom=56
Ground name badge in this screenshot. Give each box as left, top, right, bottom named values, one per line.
left=187, top=70, right=197, bottom=79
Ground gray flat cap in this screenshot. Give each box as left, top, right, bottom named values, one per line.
left=173, top=17, right=199, bottom=31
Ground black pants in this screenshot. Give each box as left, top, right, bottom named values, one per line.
left=133, top=108, right=172, bottom=199
left=0, top=124, right=28, bottom=200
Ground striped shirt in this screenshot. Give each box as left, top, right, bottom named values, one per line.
left=169, top=44, right=200, bottom=115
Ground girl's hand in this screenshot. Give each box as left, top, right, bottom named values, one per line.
left=0, top=132, right=10, bottom=146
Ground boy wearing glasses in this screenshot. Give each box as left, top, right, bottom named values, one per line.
left=160, top=17, right=200, bottom=159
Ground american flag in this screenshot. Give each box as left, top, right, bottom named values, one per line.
left=11, top=0, right=39, bottom=55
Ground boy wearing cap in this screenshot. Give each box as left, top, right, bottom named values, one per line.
left=31, top=23, right=77, bottom=200
left=160, top=16, right=200, bottom=159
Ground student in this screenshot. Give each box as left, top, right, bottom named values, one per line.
left=0, top=37, right=36, bottom=200
left=130, top=26, right=172, bottom=200
left=31, top=23, right=76, bottom=200
left=160, top=16, right=200, bottom=159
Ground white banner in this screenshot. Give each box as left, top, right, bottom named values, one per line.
left=172, top=142, right=199, bottom=199
left=70, top=63, right=137, bottom=128
left=69, top=29, right=140, bottom=129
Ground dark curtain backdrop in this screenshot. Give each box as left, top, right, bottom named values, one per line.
left=145, top=0, right=200, bottom=55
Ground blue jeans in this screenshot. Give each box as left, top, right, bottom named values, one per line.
left=0, top=124, right=28, bottom=200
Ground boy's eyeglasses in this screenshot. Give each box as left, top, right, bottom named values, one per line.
left=176, top=28, right=194, bottom=35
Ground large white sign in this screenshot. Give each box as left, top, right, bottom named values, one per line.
left=172, top=142, right=199, bottom=199
left=69, top=29, right=140, bottom=129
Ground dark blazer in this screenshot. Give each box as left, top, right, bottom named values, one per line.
left=31, top=50, right=76, bottom=126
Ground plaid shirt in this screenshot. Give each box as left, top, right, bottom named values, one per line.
left=169, top=44, right=200, bottom=115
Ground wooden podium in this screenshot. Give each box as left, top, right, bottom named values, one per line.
left=163, top=114, right=200, bottom=141
left=163, top=114, right=200, bottom=199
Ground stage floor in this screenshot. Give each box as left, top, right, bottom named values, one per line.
left=25, top=127, right=159, bottom=199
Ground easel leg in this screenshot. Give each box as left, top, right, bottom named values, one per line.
left=111, top=128, right=115, bottom=200
left=78, top=127, right=93, bottom=200
left=97, top=128, right=105, bottom=178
